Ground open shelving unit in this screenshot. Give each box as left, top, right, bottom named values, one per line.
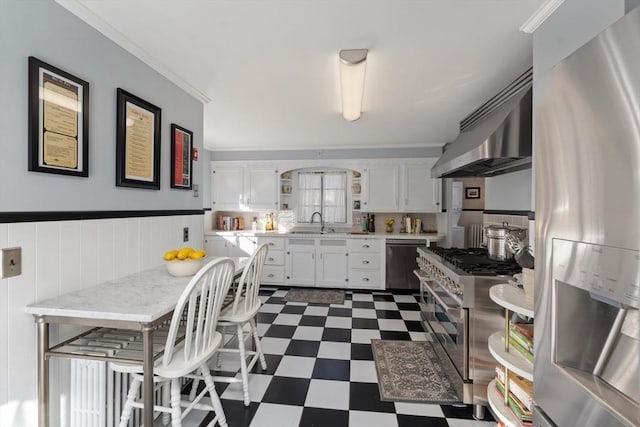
left=487, top=283, right=534, bottom=427
left=280, top=171, right=293, bottom=210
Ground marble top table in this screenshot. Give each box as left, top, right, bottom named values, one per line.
left=26, top=256, right=247, bottom=427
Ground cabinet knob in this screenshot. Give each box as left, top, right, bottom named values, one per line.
left=363, top=244, right=370, bottom=248
left=269, top=243, right=275, bottom=246
left=363, top=277, right=370, bottom=282
left=267, top=274, right=274, bottom=278
left=436, top=202, right=440, bottom=206
left=362, top=260, right=369, bottom=264
left=268, top=257, right=274, bottom=261
left=287, top=276, right=290, bottom=279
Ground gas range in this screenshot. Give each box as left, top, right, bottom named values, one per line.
left=427, top=247, right=522, bottom=276
left=414, top=246, right=518, bottom=415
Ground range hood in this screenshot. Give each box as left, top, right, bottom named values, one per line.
left=431, top=85, right=532, bottom=178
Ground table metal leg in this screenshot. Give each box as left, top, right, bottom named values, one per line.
left=36, top=316, right=49, bottom=427
left=142, top=324, right=154, bottom=427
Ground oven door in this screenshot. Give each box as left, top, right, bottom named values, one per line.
left=419, top=278, right=469, bottom=380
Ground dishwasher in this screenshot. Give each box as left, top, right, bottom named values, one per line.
left=385, top=239, right=426, bottom=289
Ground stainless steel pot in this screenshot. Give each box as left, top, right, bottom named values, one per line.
left=485, top=222, right=527, bottom=261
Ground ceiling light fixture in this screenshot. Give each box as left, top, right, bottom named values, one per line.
left=519, top=0, right=566, bottom=34
left=339, top=49, right=368, bottom=121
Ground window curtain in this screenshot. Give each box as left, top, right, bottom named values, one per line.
left=296, top=171, right=347, bottom=224
left=297, top=172, right=322, bottom=223
left=322, top=172, right=346, bottom=223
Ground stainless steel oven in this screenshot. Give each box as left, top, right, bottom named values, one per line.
left=420, top=278, right=467, bottom=379
left=415, top=247, right=519, bottom=418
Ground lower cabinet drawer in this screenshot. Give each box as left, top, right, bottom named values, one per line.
left=261, top=266, right=285, bottom=284
left=348, top=269, right=382, bottom=288
left=350, top=253, right=380, bottom=270
left=265, top=250, right=284, bottom=266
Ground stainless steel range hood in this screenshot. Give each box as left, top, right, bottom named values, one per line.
left=431, top=85, right=532, bottom=178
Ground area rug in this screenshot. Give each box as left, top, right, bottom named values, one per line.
left=284, top=288, right=345, bottom=305
left=372, top=339, right=461, bottom=404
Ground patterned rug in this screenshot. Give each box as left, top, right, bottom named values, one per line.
left=284, top=288, right=345, bottom=304
left=372, top=339, right=461, bottom=404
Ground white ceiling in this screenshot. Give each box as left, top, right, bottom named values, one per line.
left=58, top=0, right=543, bottom=151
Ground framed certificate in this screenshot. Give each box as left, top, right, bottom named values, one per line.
left=170, top=124, right=193, bottom=190
left=28, top=57, right=89, bottom=177
left=116, top=88, right=161, bottom=189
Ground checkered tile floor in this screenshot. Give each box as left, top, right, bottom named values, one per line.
left=177, top=288, right=495, bottom=427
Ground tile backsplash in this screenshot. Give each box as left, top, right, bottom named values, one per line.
left=208, top=210, right=440, bottom=233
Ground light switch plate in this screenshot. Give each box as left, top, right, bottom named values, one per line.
left=1, top=247, right=22, bottom=279
left=183, top=227, right=189, bottom=242
left=193, top=184, right=199, bottom=197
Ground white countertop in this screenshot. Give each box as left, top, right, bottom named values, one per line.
left=206, top=230, right=444, bottom=241
left=25, top=257, right=247, bottom=323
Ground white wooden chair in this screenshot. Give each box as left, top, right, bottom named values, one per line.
left=110, top=257, right=236, bottom=427
left=190, top=244, right=269, bottom=406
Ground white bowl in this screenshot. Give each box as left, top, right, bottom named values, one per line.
left=165, top=258, right=204, bottom=277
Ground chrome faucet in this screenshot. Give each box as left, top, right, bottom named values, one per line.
left=310, top=211, right=325, bottom=233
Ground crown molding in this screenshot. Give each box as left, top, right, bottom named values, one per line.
left=520, top=0, right=566, bottom=34
left=55, top=0, right=212, bottom=104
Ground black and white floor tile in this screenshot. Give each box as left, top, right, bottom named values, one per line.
left=175, top=288, right=495, bottom=427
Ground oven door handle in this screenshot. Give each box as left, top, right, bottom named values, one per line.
left=420, top=279, right=463, bottom=322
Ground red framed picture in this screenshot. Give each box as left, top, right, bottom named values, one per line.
left=170, top=124, right=193, bottom=189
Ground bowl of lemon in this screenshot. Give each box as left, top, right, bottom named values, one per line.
left=164, top=247, right=207, bottom=277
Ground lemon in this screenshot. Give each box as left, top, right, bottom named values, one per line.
left=177, top=248, right=191, bottom=260
left=163, top=250, right=178, bottom=261
left=190, top=249, right=206, bottom=259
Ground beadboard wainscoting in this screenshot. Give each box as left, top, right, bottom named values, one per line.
left=0, top=214, right=203, bottom=427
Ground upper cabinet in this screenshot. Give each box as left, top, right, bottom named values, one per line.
left=402, top=159, right=441, bottom=212
left=211, top=158, right=441, bottom=213
left=246, top=167, right=279, bottom=211
left=211, top=165, right=245, bottom=210
left=361, top=160, right=441, bottom=213
left=211, top=164, right=278, bottom=211
left=362, top=165, right=400, bottom=211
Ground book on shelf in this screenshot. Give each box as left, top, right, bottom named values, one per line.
left=510, top=322, right=533, bottom=341
left=509, top=327, right=533, bottom=354
left=508, top=336, right=534, bottom=363
left=495, top=378, right=533, bottom=425
left=495, top=366, right=533, bottom=411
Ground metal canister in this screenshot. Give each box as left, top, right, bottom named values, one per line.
left=485, top=222, right=526, bottom=261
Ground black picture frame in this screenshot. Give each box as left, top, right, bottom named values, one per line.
left=170, top=124, right=193, bottom=190
left=116, top=88, right=161, bottom=190
left=28, top=57, right=89, bottom=177
left=465, top=186, right=481, bottom=199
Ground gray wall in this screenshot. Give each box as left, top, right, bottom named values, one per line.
left=484, top=169, right=532, bottom=211
left=531, top=0, right=625, bottom=211
left=0, top=0, right=204, bottom=212
left=208, top=146, right=442, bottom=161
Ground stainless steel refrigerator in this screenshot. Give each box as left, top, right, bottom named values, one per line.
left=535, top=7, right=640, bottom=427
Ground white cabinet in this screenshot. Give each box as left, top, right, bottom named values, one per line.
left=402, top=161, right=441, bottom=212
left=258, top=236, right=285, bottom=285
left=246, top=167, right=279, bottom=211
left=316, top=240, right=348, bottom=287
left=362, top=165, right=400, bottom=212
left=211, top=162, right=279, bottom=211
left=205, top=233, right=256, bottom=257
left=285, top=238, right=316, bottom=286
left=211, top=166, right=245, bottom=210
left=204, top=236, right=228, bottom=257
left=347, top=238, right=384, bottom=289
left=362, top=161, right=441, bottom=213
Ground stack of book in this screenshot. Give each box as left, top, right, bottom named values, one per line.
left=509, top=321, right=533, bottom=363
left=494, top=365, right=534, bottom=426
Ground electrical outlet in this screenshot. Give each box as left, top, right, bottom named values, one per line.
left=183, top=227, right=189, bottom=242
left=193, top=184, right=199, bottom=198
left=1, top=247, right=22, bottom=279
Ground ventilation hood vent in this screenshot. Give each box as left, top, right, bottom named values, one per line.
left=431, top=83, right=532, bottom=178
